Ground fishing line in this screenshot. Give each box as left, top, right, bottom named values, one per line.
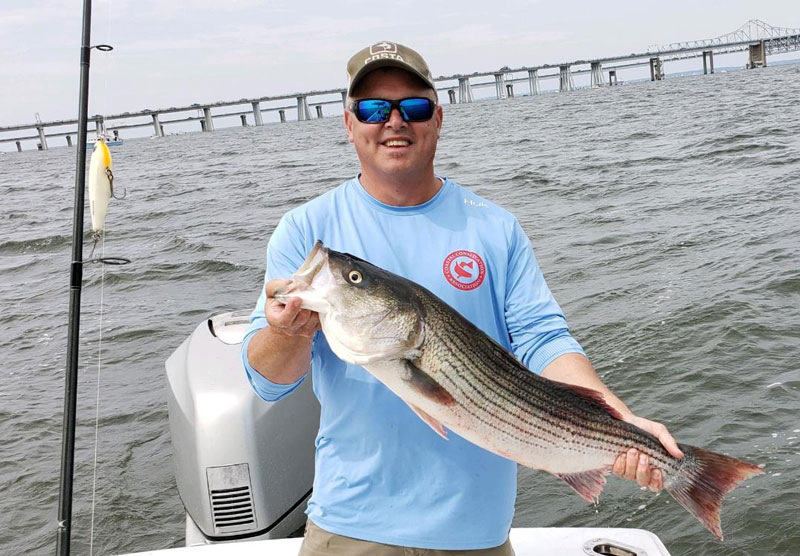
left=88, top=234, right=106, bottom=556
left=88, top=3, right=116, bottom=554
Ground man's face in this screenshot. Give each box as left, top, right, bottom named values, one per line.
left=344, top=68, right=443, bottom=182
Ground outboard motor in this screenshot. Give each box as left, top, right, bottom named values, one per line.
left=166, top=311, right=319, bottom=545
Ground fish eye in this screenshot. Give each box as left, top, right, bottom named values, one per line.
left=347, top=270, right=363, bottom=284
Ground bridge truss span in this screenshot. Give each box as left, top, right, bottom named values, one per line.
left=650, top=19, right=800, bottom=54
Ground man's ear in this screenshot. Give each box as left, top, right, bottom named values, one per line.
left=344, top=110, right=355, bottom=143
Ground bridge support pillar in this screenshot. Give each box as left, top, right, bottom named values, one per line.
left=200, top=120, right=206, bottom=132
left=279, top=109, right=286, bottom=123
left=447, top=89, right=456, bottom=104
left=94, top=117, right=106, bottom=137
left=203, top=107, right=214, bottom=131
left=341, top=91, right=348, bottom=109
left=527, top=69, right=540, bottom=95
left=590, top=62, right=604, bottom=87
left=316, top=105, right=323, bottom=118
left=559, top=65, right=574, bottom=92
left=240, top=115, right=248, bottom=127
left=37, top=126, right=48, bottom=149
left=506, top=83, right=514, bottom=98
left=457, top=77, right=474, bottom=103
left=702, top=51, right=714, bottom=75
left=296, top=96, right=311, bottom=121
left=608, top=70, right=618, bottom=86
left=151, top=113, right=164, bottom=137
left=66, top=136, right=72, bottom=147
left=747, top=41, right=767, bottom=69
left=494, top=73, right=507, bottom=99
left=252, top=102, right=264, bottom=126
left=16, top=140, right=22, bottom=152
left=649, top=58, right=664, bottom=81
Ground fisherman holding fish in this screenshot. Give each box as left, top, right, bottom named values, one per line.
left=241, top=42, right=733, bottom=555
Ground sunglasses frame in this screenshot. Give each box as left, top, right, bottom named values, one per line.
left=349, top=97, right=437, bottom=123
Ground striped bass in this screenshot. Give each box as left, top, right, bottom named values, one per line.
left=275, top=240, right=762, bottom=539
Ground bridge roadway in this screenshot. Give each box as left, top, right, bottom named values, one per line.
left=2, top=28, right=799, bottom=150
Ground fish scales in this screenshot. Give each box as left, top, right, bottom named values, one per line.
left=277, top=241, right=763, bottom=539
left=420, top=292, right=658, bottom=461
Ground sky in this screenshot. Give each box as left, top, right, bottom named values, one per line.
left=0, top=0, right=798, bottom=131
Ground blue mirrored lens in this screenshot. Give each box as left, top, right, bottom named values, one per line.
left=398, top=98, right=434, bottom=121
left=354, top=98, right=434, bottom=122
left=357, top=100, right=392, bottom=122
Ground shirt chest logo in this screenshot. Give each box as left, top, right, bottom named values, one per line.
left=443, top=250, right=486, bottom=291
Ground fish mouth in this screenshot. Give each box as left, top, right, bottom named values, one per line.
left=294, top=240, right=328, bottom=286
left=274, top=240, right=329, bottom=305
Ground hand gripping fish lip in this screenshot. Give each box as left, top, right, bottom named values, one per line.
left=274, top=241, right=328, bottom=300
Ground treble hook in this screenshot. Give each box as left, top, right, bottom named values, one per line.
left=89, top=234, right=101, bottom=260
left=107, top=167, right=127, bottom=200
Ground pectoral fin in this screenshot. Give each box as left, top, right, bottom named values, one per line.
left=405, top=402, right=448, bottom=440
left=402, top=361, right=456, bottom=406
left=555, top=467, right=611, bottom=503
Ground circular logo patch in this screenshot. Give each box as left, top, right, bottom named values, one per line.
left=443, top=250, right=486, bottom=291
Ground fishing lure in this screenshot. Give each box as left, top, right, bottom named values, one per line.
left=88, top=138, right=114, bottom=242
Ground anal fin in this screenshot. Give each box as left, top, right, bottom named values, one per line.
left=556, top=467, right=611, bottom=503
left=406, top=402, right=448, bottom=440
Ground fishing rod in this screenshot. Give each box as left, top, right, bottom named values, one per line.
left=56, top=0, right=113, bottom=553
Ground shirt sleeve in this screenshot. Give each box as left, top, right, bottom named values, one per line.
left=504, top=220, right=585, bottom=374
left=241, top=213, right=311, bottom=401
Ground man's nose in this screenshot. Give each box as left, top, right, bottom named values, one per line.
left=385, top=107, right=407, bottom=127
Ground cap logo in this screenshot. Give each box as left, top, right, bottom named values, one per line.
left=370, top=42, right=397, bottom=55
left=364, top=41, right=405, bottom=65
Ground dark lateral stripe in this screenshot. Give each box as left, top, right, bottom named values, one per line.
left=432, top=320, right=605, bottom=434
left=422, top=308, right=670, bottom=462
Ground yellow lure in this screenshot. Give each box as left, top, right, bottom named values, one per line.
left=88, top=139, right=113, bottom=238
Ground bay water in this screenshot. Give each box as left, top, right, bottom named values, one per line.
left=1, top=63, right=799, bottom=555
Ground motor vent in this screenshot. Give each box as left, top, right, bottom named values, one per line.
left=207, top=464, right=257, bottom=534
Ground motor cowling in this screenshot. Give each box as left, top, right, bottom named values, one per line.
left=165, top=311, right=319, bottom=545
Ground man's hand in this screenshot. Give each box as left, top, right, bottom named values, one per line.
left=265, top=279, right=320, bottom=338
left=613, top=415, right=684, bottom=492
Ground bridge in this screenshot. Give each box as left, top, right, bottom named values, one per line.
left=2, top=20, right=799, bottom=152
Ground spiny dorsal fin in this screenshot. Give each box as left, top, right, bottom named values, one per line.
left=558, top=382, right=624, bottom=420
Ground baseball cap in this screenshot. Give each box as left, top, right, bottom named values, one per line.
left=346, top=41, right=436, bottom=98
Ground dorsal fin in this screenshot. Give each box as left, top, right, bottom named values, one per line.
left=559, top=382, right=624, bottom=420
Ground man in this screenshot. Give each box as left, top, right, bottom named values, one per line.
left=243, top=42, right=683, bottom=555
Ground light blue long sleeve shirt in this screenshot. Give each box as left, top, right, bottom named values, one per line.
left=242, top=177, right=584, bottom=549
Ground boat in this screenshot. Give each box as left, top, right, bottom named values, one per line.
left=88, top=139, right=123, bottom=147
left=87, top=132, right=124, bottom=148
left=110, top=310, right=672, bottom=556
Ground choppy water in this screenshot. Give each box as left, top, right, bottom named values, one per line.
left=2, top=64, right=799, bottom=555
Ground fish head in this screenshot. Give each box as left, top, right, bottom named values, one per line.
left=275, top=241, right=424, bottom=364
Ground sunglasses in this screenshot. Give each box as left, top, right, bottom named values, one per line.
left=349, top=97, right=436, bottom=123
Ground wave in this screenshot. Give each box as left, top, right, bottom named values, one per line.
left=0, top=234, right=71, bottom=255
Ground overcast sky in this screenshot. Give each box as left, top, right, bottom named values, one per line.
left=1, top=0, right=798, bottom=127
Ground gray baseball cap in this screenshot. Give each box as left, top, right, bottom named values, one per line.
left=346, top=41, right=436, bottom=98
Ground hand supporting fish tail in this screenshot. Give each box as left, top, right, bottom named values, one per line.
left=613, top=415, right=684, bottom=492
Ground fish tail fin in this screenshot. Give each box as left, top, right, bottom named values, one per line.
left=664, top=444, right=763, bottom=540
